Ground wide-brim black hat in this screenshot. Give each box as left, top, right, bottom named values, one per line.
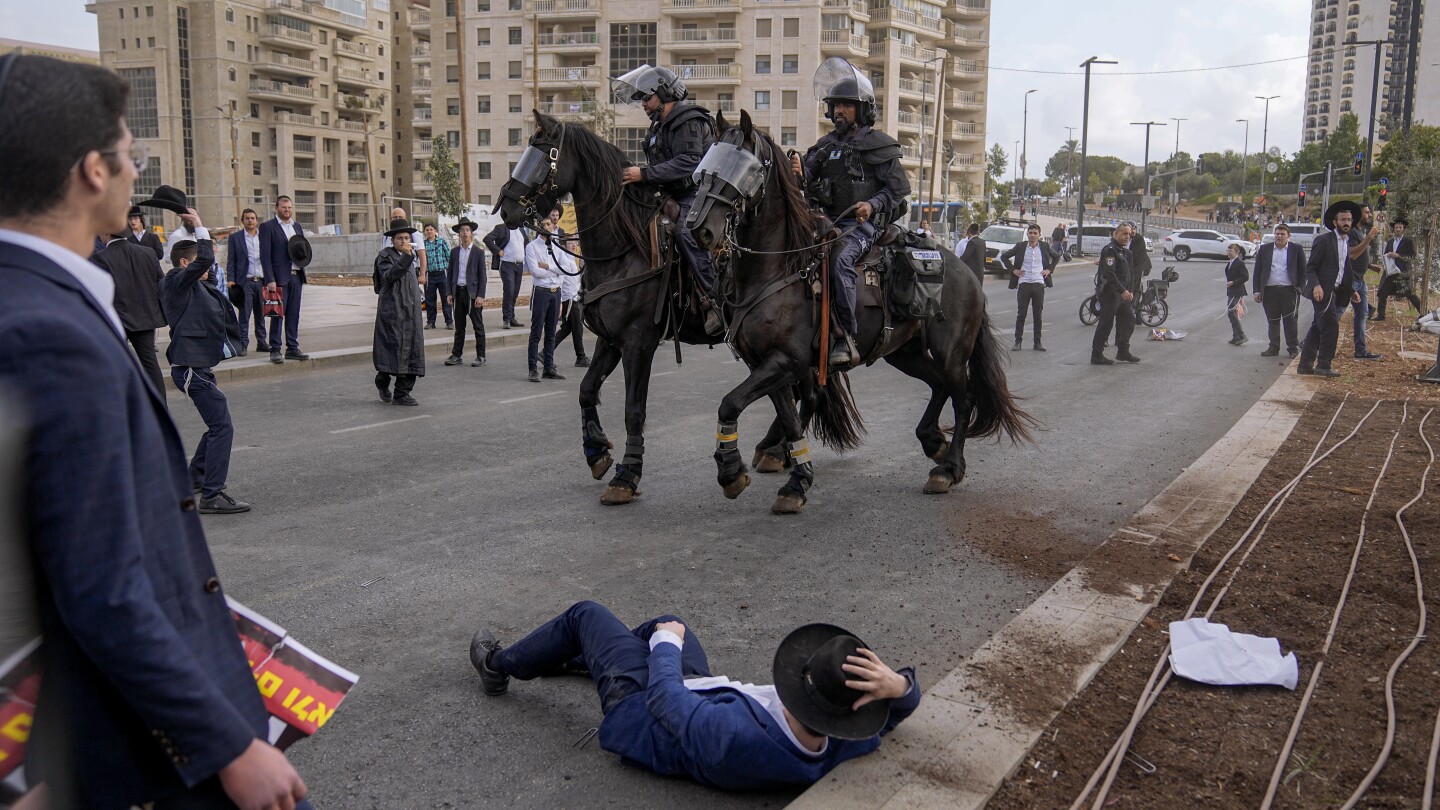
left=287, top=233, right=312, bottom=269
left=451, top=216, right=478, bottom=234
left=1324, top=200, right=1363, bottom=229
left=1391, top=217, right=1409, bottom=227
left=384, top=218, right=417, bottom=238
left=773, top=623, right=891, bottom=740
left=128, top=206, right=144, bottom=220
left=135, top=184, right=189, bottom=217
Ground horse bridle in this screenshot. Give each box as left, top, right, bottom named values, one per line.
left=689, top=130, right=772, bottom=258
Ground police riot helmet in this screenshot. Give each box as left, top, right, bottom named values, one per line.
left=610, top=64, right=689, bottom=106
left=813, top=57, right=876, bottom=127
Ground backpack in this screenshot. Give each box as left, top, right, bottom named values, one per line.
left=887, top=232, right=945, bottom=320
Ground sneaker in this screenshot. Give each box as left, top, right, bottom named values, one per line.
left=1090, top=352, right=1114, bottom=366
left=1288, top=347, right=1300, bottom=358
left=285, top=350, right=310, bottom=361
left=469, top=628, right=510, bottom=696
left=198, top=491, right=251, bottom=514
left=445, top=322, right=455, bottom=329
left=529, top=368, right=541, bottom=382
left=575, top=356, right=591, bottom=367
left=393, top=394, right=419, bottom=406
left=1234, top=336, right=1248, bottom=346
left=471, top=357, right=487, bottom=367
left=509, top=320, right=526, bottom=328
left=425, top=323, right=436, bottom=330
left=270, top=350, right=283, bottom=364
left=542, top=368, right=566, bottom=380
left=1370, top=314, right=1387, bottom=322
left=1314, top=367, right=1341, bottom=378
left=1355, top=351, right=1383, bottom=360
left=1116, top=351, right=1141, bottom=363
left=1011, top=339, right=1022, bottom=351
left=445, top=355, right=463, bottom=366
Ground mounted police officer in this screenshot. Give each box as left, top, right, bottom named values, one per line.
left=790, top=58, right=911, bottom=368
left=1090, top=222, right=1141, bottom=365
left=610, top=64, right=723, bottom=335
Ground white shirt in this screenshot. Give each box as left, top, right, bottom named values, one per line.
left=161, top=224, right=196, bottom=265
left=501, top=228, right=525, bottom=264
left=1019, top=243, right=1046, bottom=284
left=525, top=236, right=574, bottom=288
left=1267, top=244, right=1291, bottom=287
left=244, top=230, right=262, bottom=279
left=649, top=631, right=828, bottom=759
left=0, top=228, right=124, bottom=336
left=278, top=217, right=297, bottom=241
left=953, top=235, right=969, bottom=255
left=560, top=263, right=581, bottom=302
left=455, top=244, right=473, bottom=286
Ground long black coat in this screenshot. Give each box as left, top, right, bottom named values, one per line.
left=372, top=247, right=425, bottom=376
left=95, top=238, right=166, bottom=331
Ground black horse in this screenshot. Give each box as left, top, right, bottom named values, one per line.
left=688, top=110, right=1036, bottom=513
left=497, top=111, right=789, bottom=505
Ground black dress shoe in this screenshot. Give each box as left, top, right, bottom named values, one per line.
left=1116, top=351, right=1141, bottom=363
left=1261, top=347, right=1280, bottom=357
left=1297, top=364, right=1316, bottom=375
left=376, top=382, right=392, bottom=402
left=1033, top=343, right=1046, bottom=352
left=237, top=346, right=248, bottom=357
left=1233, top=336, right=1248, bottom=346
left=1288, top=348, right=1300, bottom=358
left=1371, top=315, right=1386, bottom=322
left=469, top=628, right=510, bottom=696
left=198, top=491, right=251, bottom=514
left=1091, top=352, right=1114, bottom=365
left=543, top=368, right=566, bottom=380
left=1355, top=351, right=1383, bottom=360
left=285, top=350, right=310, bottom=361
left=471, top=357, right=487, bottom=367
left=393, top=393, right=419, bottom=406
left=575, top=356, right=591, bottom=367
left=502, top=322, right=511, bottom=329
left=257, top=342, right=271, bottom=353
left=528, top=368, right=541, bottom=382
left=509, top=320, right=526, bottom=328
left=1314, top=367, right=1341, bottom=378
left=445, top=355, right=463, bottom=366
left=270, top=350, right=283, bottom=364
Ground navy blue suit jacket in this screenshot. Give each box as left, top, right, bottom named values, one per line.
left=161, top=239, right=243, bottom=368
left=225, top=229, right=259, bottom=285
left=597, top=642, right=921, bottom=790
left=447, top=244, right=487, bottom=299
left=258, top=217, right=303, bottom=286
left=0, top=241, right=267, bottom=807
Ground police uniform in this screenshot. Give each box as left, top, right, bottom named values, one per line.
left=642, top=101, right=717, bottom=290
left=1091, top=239, right=1139, bottom=363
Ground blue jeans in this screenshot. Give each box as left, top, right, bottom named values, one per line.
left=1335, top=286, right=1369, bottom=355
left=171, top=367, right=232, bottom=499
left=527, top=285, right=561, bottom=371
left=491, top=601, right=713, bottom=714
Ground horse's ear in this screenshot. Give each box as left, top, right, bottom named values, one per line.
left=533, top=110, right=561, bottom=137
left=715, top=109, right=729, bottom=134
left=739, top=108, right=753, bottom=140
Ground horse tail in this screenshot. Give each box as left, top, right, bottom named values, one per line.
left=806, top=371, right=866, bottom=452
left=965, top=314, right=1039, bottom=444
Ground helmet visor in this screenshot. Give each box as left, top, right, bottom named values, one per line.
left=509, top=145, right=552, bottom=188
left=813, top=57, right=874, bottom=104
left=609, top=64, right=658, bottom=105
left=694, top=143, right=767, bottom=199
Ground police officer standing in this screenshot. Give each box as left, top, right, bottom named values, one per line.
left=791, top=58, right=911, bottom=368
left=1091, top=222, right=1141, bottom=365
left=610, top=64, right=722, bottom=335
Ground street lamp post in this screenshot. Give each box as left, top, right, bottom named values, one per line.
left=915, top=53, right=946, bottom=224
left=1255, top=95, right=1279, bottom=198
left=1064, top=125, right=1076, bottom=198
left=1131, top=121, right=1166, bottom=241
left=1012, top=139, right=1020, bottom=216
left=1168, top=117, right=1186, bottom=212
left=1235, top=118, right=1249, bottom=197
left=214, top=106, right=244, bottom=222
left=1021, top=88, right=1036, bottom=201
left=1077, top=56, right=1117, bottom=256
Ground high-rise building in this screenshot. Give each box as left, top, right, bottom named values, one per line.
left=411, top=0, right=989, bottom=217
left=1303, top=0, right=1435, bottom=145
left=0, top=38, right=101, bottom=64
left=88, top=0, right=397, bottom=233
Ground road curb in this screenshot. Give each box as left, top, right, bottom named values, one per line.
left=787, top=367, right=1320, bottom=810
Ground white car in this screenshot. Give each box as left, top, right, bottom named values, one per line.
left=1161, top=229, right=1256, bottom=261
left=977, top=224, right=1028, bottom=276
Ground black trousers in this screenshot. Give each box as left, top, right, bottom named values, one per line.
left=1014, top=282, right=1044, bottom=343
left=375, top=371, right=417, bottom=397
left=126, top=328, right=164, bottom=393
left=1261, top=285, right=1300, bottom=351
left=1092, top=287, right=1135, bottom=353
left=1299, top=291, right=1340, bottom=370
left=171, top=366, right=232, bottom=499
left=451, top=286, right=486, bottom=359
left=240, top=276, right=267, bottom=348
left=1226, top=295, right=1246, bottom=341
left=500, top=260, right=523, bottom=323
left=555, top=299, right=586, bottom=360
left=266, top=277, right=303, bottom=352
left=1375, top=274, right=1422, bottom=318
left=528, top=286, right=561, bottom=371
left=425, top=270, right=453, bottom=326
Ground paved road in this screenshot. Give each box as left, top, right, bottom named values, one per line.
left=175, top=257, right=1291, bottom=808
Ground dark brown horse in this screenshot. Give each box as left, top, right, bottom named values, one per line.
left=688, top=110, right=1036, bottom=513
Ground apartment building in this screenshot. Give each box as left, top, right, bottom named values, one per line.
left=408, top=0, right=990, bottom=215
left=88, top=0, right=397, bottom=232
left=1303, top=0, right=1433, bottom=145
left=0, top=38, right=101, bottom=64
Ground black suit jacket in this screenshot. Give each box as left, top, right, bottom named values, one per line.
left=94, top=238, right=166, bottom=331
left=482, top=224, right=510, bottom=272
left=128, top=229, right=164, bottom=261
left=159, top=239, right=243, bottom=368
left=1000, top=241, right=1057, bottom=289
left=1252, top=242, right=1305, bottom=293
left=1304, top=230, right=1357, bottom=297
left=1384, top=235, right=1415, bottom=275
left=960, top=236, right=986, bottom=282
left=447, top=243, right=488, bottom=299
left=1224, top=257, right=1250, bottom=298
left=258, top=218, right=304, bottom=286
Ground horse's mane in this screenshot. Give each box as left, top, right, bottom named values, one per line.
left=753, top=127, right=817, bottom=275
left=558, top=122, right=653, bottom=257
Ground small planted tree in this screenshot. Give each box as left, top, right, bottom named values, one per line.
left=425, top=136, right=465, bottom=218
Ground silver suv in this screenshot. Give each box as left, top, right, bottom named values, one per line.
left=1161, top=229, right=1256, bottom=261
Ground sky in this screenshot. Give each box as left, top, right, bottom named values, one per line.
left=12, top=0, right=1309, bottom=182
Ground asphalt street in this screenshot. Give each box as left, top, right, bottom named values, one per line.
left=175, top=256, right=1294, bottom=808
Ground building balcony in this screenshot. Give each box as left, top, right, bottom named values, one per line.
left=537, top=31, right=602, bottom=52
left=523, top=65, right=600, bottom=87
left=536, top=100, right=598, bottom=119
left=334, top=118, right=367, bottom=133
left=942, top=0, right=988, bottom=21
left=348, top=143, right=369, bottom=159
left=414, top=176, right=434, bottom=193
left=292, top=139, right=317, bottom=154
left=950, top=121, right=983, bottom=140
left=293, top=166, right=317, bottom=180
left=336, top=92, right=384, bottom=115
left=408, top=8, right=431, bottom=26
left=820, top=30, right=869, bottom=58
left=412, top=44, right=431, bottom=60
left=530, top=0, right=601, bottom=19
left=894, top=76, right=935, bottom=100
left=896, top=42, right=939, bottom=67
left=335, top=38, right=375, bottom=61
left=946, top=59, right=985, bottom=82
left=667, top=63, right=742, bottom=85
left=821, top=0, right=869, bottom=21
left=274, top=111, right=317, bottom=127
left=413, top=139, right=433, bottom=155
left=691, top=98, right=737, bottom=113
left=262, top=53, right=319, bottom=79
left=661, top=28, right=740, bottom=50
left=896, top=110, right=923, bottom=132
left=660, top=0, right=739, bottom=15
left=412, top=107, right=433, bottom=126
left=260, top=24, right=317, bottom=49
left=335, top=66, right=383, bottom=89
left=948, top=89, right=984, bottom=111
left=347, top=169, right=370, bottom=182
left=411, top=78, right=433, bottom=95
left=947, top=25, right=987, bottom=49
left=248, top=79, right=317, bottom=102
left=870, top=7, right=947, bottom=38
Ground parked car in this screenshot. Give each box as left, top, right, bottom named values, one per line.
left=1273, top=223, right=1323, bottom=250
left=1068, top=224, right=1115, bottom=256
left=1161, top=229, right=1256, bottom=260
left=978, top=224, right=1027, bottom=275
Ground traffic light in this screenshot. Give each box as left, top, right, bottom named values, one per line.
left=1196, top=155, right=1204, bottom=175
left=1353, top=151, right=1364, bottom=176
left=1378, top=187, right=1388, bottom=210
left=1298, top=189, right=1306, bottom=208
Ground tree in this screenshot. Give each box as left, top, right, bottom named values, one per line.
left=424, top=136, right=465, bottom=218
left=984, top=143, right=1007, bottom=215
left=992, top=181, right=1013, bottom=219
left=1373, top=124, right=1440, bottom=183
left=1038, top=179, right=1061, bottom=197
left=1391, top=155, right=1440, bottom=310
left=1043, top=139, right=1080, bottom=190
left=577, top=84, right=618, bottom=141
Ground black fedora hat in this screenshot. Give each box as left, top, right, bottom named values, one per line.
left=1324, top=200, right=1363, bottom=229
left=135, top=184, right=189, bottom=217
left=773, top=623, right=891, bottom=740
left=1391, top=217, right=1409, bottom=227
left=384, top=217, right=417, bottom=238
left=127, top=206, right=144, bottom=220
left=286, top=233, right=313, bottom=269
left=451, top=216, right=479, bottom=234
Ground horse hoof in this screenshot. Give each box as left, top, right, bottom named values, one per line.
left=722, top=472, right=751, bottom=500
left=600, top=484, right=639, bottom=505
left=929, top=441, right=951, bottom=463
left=922, top=474, right=954, bottom=494
left=589, top=453, right=614, bottom=481
left=771, top=493, right=806, bottom=515
left=753, top=452, right=785, bottom=474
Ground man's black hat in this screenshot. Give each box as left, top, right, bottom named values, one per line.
left=127, top=206, right=144, bottom=220
left=384, top=217, right=416, bottom=238
left=773, top=623, right=893, bottom=740
left=287, top=233, right=312, bottom=269
left=451, top=216, right=478, bottom=234
left=1391, top=217, right=1408, bottom=227
left=135, top=184, right=189, bottom=217
left=1324, top=200, right=1363, bottom=229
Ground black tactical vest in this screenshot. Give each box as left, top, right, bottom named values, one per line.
left=810, top=134, right=882, bottom=221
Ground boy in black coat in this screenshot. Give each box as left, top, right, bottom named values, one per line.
left=1223, top=243, right=1250, bottom=346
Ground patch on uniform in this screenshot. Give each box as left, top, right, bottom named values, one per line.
left=1105, top=257, right=1115, bottom=266
left=830, top=149, right=843, bottom=160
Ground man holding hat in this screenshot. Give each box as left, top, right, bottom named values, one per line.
left=1298, top=200, right=1366, bottom=378
left=258, top=195, right=310, bottom=364
left=469, top=600, right=920, bottom=790
left=446, top=216, right=488, bottom=367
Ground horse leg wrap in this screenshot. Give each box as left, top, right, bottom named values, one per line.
left=581, top=407, right=610, bottom=461
left=714, top=421, right=744, bottom=483
left=779, top=438, right=815, bottom=499
left=612, top=436, right=644, bottom=490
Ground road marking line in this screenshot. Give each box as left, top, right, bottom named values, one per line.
left=329, top=414, right=433, bottom=433
left=495, top=390, right=567, bottom=404
left=653, top=371, right=678, bottom=377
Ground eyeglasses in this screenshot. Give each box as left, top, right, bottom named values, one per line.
left=95, top=141, right=151, bottom=174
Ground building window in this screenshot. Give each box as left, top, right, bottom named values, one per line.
left=146, top=5, right=153, bottom=15
left=508, top=127, right=521, bottom=146
left=782, top=55, right=798, bottom=74
left=756, top=18, right=771, bottom=37
left=475, top=63, right=488, bottom=81
left=447, top=98, right=460, bottom=115
left=252, top=132, right=261, bottom=147
left=479, top=194, right=492, bottom=205
left=508, top=94, right=521, bottom=113
left=614, top=127, right=647, bottom=164
left=508, top=60, right=521, bottom=79
left=478, top=28, right=490, bottom=46
left=116, top=68, right=159, bottom=138
left=253, top=160, right=262, bottom=176
left=509, top=0, right=521, bottom=9
left=509, top=27, right=522, bottom=45
left=227, top=40, right=235, bottom=52
left=754, top=90, right=770, bottom=110
left=610, top=23, right=656, bottom=74
left=782, top=90, right=796, bottom=109
left=228, top=67, right=236, bottom=81
left=755, top=56, right=770, bottom=74
left=782, top=17, right=799, bottom=37
left=445, top=31, right=457, bottom=50
left=478, top=161, right=492, bottom=180
left=448, top=131, right=460, bottom=148
left=780, top=127, right=796, bottom=146
left=478, top=95, right=491, bottom=113
left=478, top=129, right=491, bottom=145
left=134, top=157, right=163, bottom=198
left=477, top=0, right=490, bottom=10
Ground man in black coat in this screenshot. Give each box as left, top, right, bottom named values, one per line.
left=159, top=209, right=249, bottom=513
left=1298, top=202, right=1366, bottom=378
left=125, top=205, right=163, bottom=260
left=1222, top=243, right=1249, bottom=346
left=93, top=231, right=167, bottom=391
left=483, top=222, right=526, bottom=328
left=1373, top=218, right=1422, bottom=321
left=446, top=217, right=488, bottom=367
left=999, top=223, right=1057, bottom=351
left=959, top=222, right=986, bottom=285
left=1251, top=223, right=1306, bottom=357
